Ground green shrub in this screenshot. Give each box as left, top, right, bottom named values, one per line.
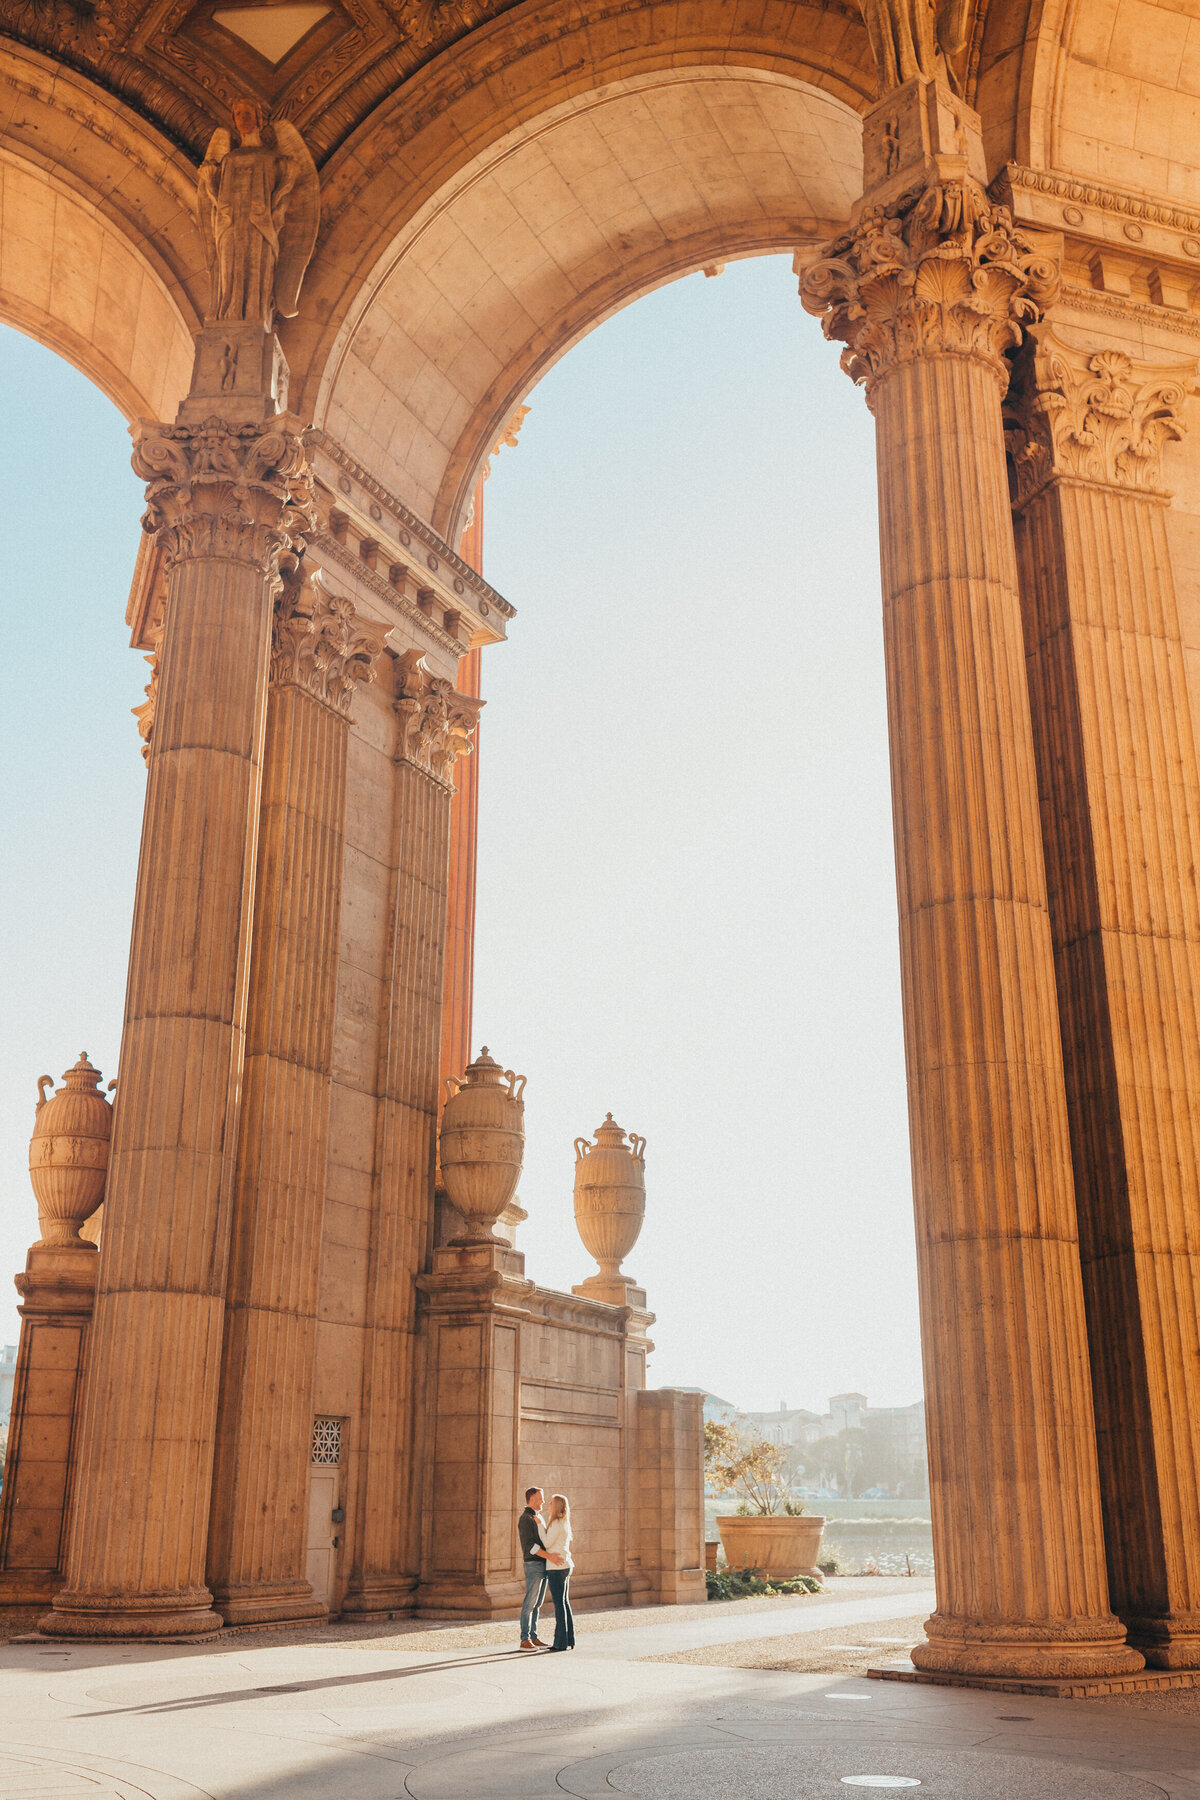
left=705, top=1566, right=824, bottom=1601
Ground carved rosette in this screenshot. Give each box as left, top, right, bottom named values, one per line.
left=799, top=181, right=1060, bottom=400
left=394, top=649, right=481, bottom=788
left=131, top=417, right=316, bottom=573
left=271, top=573, right=388, bottom=716
left=1006, top=334, right=1193, bottom=505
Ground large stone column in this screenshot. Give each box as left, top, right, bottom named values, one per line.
left=800, top=78, right=1141, bottom=1680
left=44, top=413, right=314, bottom=1639
left=1009, top=332, right=1200, bottom=1668
left=342, top=653, right=480, bottom=1616
left=206, top=573, right=385, bottom=1626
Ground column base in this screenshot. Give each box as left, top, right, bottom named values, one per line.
left=40, top=1587, right=223, bottom=1640
left=212, top=1581, right=327, bottom=1627
left=1123, top=1611, right=1200, bottom=1670
left=871, top=1658, right=1197, bottom=1698
left=339, top=1574, right=417, bottom=1618
left=910, top=1611, right=1144, bottom=1680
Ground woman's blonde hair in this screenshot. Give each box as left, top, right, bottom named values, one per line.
left=548, top=1493, right=570, bottom=1523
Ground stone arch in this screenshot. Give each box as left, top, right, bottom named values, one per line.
left=313, top=64, right=865, bottom=538
left=0, top=43, right=202, bottom=420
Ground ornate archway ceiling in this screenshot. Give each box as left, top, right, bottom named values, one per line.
left=0, top=0, right=1000, bottom=168
left=0, top=0, right=533, bottom=159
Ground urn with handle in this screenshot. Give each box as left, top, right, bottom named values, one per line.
left=574, top=1113, right=646, bottom=1278
left=440, top=1046, right=526, bottom=1244
left=28, top=1052, right=114, bottom=1245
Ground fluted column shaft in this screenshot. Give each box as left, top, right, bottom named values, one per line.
left=800, top=99, right=1141, bottom=1677
left=343, top=657, right=478, bottom=1615
left=206, top=581, right=383, bottom=1625
left=46, top=418, right=312, bottom=1639
left=1012, top=339, right=1200, bottom=1666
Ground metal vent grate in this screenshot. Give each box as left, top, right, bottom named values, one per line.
left=310, top=1417, right=342, bottom=1465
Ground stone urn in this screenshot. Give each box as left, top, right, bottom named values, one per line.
left=28, top=1052, right=114, bottom=1245
left=716, top=1514, right=827, bottom=1581
left=440, top=1046, right=526, bottom=1244
left=574, top=1113, right=646, bottom=1278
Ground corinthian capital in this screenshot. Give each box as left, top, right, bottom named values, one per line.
left=799, top=181, right=1059, bottom=399
left=394, top=650, right=482, bottom=788
left=131, top=416, right=316, bottom=571
left=1006, top=332, right=1194, bottom=503
left=271, top=571, right=388, bottom=715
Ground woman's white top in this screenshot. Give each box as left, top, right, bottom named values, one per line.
left=543, top=1515, right=573, bottom=1570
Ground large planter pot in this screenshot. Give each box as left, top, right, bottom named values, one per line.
left=716, top=1514, right=826, bottom=1580
left=574, top=1113, right=646, bottom=1277
left=28, top=1051, right=113, bottom=1245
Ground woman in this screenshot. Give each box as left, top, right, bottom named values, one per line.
left=542, top=1493, right=575, bottom=1650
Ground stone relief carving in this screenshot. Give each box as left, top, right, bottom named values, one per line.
left=799, top=179, right=1059, bottom=400
left=856, top=0, right=975, bottom=89
left=132, top=418, right=316, bottom=569
left=131, top=623, right=161, bottom=764
left=1006, top=335, right=1194, bottom=504
left=394, top=649, right=481, bottom=786
left=271, top=570, right=387, bottom=714
left=197, top=100, right=319, bottom=326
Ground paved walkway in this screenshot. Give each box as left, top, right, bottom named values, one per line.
left=1, top=1589, right=1198, bottom=1798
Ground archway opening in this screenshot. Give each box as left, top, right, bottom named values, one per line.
left=469, top=253, right=925, bottom=1520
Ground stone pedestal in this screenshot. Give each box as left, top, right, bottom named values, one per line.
left=206, top=576, right=385, bottom=1627
left=43, top=383, right=315, bottom=1640
left=0, top=1243, right=96, bottom=1605
left=1010, top=331, right=1200, bottom=1669
left=415, top=1243, right=669, bottom=1617
left=799, top=79, right=1141, bottom=1681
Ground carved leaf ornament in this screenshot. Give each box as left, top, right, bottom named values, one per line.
left=800, top=180, right=1059, bottom=400
left=132, top=417, right=316, bottom=567
left=271, top=575, right=385, bottom=713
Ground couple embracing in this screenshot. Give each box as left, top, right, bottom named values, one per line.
left=517, top=1485, right=575, bottom=1652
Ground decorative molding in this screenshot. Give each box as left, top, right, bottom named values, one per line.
left=271, top=570, right=387, bottom=714
left=800, top=179, right=1059, bottom=398
left=1006, top=332, right=1194, bottom=506
left=394, top=648, right=481, bottom=786
left=999, top=164, right=1200, bottom=243
left=131, top=416, right=316, bottom=571
left=307, top=428, right=514, bottom=618
left=1056, top=283, right=1200, bottom=340
left=131, top=630, right=161, bottom=765
left=311, top=530, right=465, bottom=659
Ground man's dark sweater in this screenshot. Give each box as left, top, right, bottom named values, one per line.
left=518, top=1506, right=545, bottom=1563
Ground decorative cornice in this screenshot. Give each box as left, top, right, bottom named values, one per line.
left=311, top=529, right=466, bottom=660
left=1006, top=332, right=1194, bottom=506
left=394, top=648, right=481, bottom=787
left=271, top=570, right=388, bottom=715
left=307, top=428, right=514, bottom=619
left=1057, top=283, right=1200, bottom=340
left=799, top=179, right=1059, bottom=399
left=131, top=416, right=316, bottom=571
left=999, top=165, right=1200, bottom=245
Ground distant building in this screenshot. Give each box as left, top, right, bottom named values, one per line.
left=693, top=1386, right=929, bottom=1497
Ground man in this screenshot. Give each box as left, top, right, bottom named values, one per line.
left=518, top=1486, right=550, bottom=1650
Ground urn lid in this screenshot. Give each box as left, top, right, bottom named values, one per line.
left=578, top=1113, right=646, bottom=1162
left=461, top=1046, right=507, bottom=1087
left=58, top=1052, right=105, bottom=1096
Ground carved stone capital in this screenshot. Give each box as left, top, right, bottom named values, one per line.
left=271, top=572, right=388, bottom=716
left=394, top=650, right=482, bottom=788
left=1006, top=331, right=1194, bottom=503
left=799, top=181, right=1060, bottom=399
left=131, top=417, right=316, bottom=572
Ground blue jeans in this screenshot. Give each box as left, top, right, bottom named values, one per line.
left=520, top=1559, right=547, bottom=1641
left=546, top=1566, right=574, bottom=1648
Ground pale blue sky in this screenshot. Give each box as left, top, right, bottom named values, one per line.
left=0, top=252, right=923, bottom=1412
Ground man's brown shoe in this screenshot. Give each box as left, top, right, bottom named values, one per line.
left=519, top=1639, right=538, bottom=1651
left=531, top=1637, right=549, bottom=1648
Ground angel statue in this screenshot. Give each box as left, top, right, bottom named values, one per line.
left=856, top=0, right=975, bottom=89
left=197, top=99, right=319, bottom=329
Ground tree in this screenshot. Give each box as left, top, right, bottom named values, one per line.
left=705, top=1416, right=797, bottom=1515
